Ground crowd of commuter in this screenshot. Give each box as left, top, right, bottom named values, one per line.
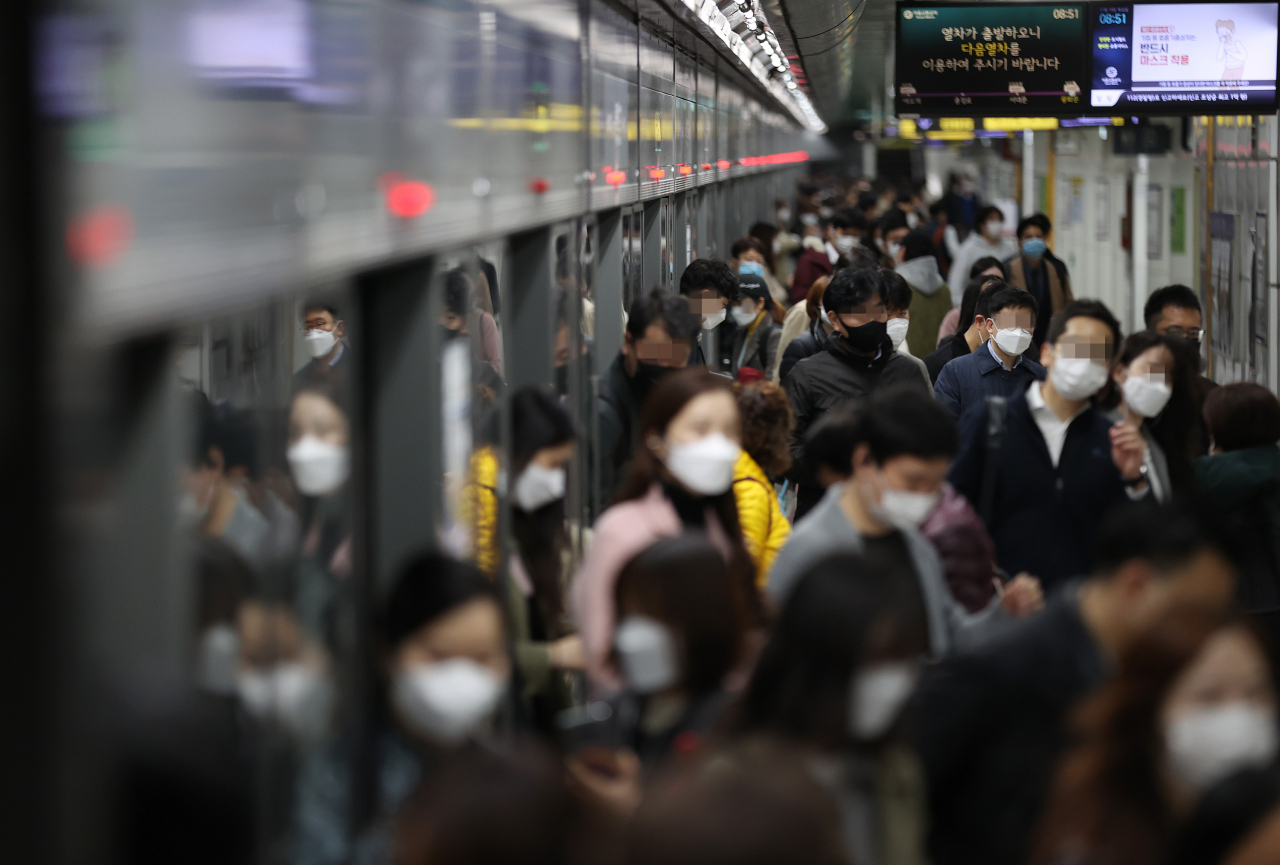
left=178, top=172, right=1280, bottom=865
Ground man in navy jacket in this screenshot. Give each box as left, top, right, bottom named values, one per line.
left=934, top=287, right=1045, bottom=420
left=948, top=300, right=1149, bottom=591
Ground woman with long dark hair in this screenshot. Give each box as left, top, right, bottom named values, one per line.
left=1105, top=331, right=1197, bottom=500
left=572, top=367, right=757, bottom=689
left=735, top=551, right=932, bottom=864
left=1032, top=610, right=1278, bottom=865
left=504, top=386, right=584, bottom=727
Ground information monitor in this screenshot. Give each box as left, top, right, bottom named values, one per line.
left=896, top=3, right=1090, bottom=116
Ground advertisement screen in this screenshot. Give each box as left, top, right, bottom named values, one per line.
left=1091, top=2, right=1279, bottom=110
left=896, top=3, right=1089, bottom=116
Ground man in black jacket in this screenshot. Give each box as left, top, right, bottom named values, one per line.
left=911, top=502, right=1235, bottom=865
left=595, top=289, right=700, bottom=508
left=948, top=299, right=1149, bottom=591
left=783, top=267, right=931, bottom=470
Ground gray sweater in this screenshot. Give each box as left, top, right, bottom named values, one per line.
left=766, top=484, right=1006, bottom=657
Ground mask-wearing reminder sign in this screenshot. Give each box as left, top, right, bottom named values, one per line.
left=1091, top=2, right=1279, bottom=111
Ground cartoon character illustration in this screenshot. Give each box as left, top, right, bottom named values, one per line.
left=1216, top=19, right=1247, bottom=80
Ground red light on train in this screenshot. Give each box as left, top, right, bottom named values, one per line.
left=384, top=177, right=436, bottom=218
left=678, top=165, right=692, bottom=175
left=66, top=206, right=133, bottom=268
left=529, top=178, right=550, bottom=194
left=701, top=163, right=712, bottom=170
left=648, top=168, right=666, bottom=179
left=716, top=159, right=731, bottom=169
left=605, top=170, right=627, bottom=186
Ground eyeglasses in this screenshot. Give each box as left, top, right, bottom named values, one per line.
left=1163, top=327, right=1204, bottom=341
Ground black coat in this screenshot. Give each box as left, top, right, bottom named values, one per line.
left=910, top=589, right=1107, bottom=865
left=924, top=332, right=972, bottom=384
left=948, top=387, right=1132, bottom=591
left=596, top=354, right=644, bottom=505
left=783, top=335, right=932, bottom=467
left=778, top=320, right=832, bottom=382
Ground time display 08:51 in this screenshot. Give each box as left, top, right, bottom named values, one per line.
left=1097, top=11, right=1128, bottom=24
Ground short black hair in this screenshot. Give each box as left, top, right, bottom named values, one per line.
left=972, top=278, right=1009, bottom=320
left=382, top=551, right=498, bottom=649
left=803, top=408, right=858, bottom=481
left=878, top=208, right=909, bottom=235
left=1016, top=213, right=1051, bottom=239
left=679, top=258, right=739, bottom=304
left=986, top=286, right=1039, bottom=320
left=510, top=385, right=576, bottom=475
left=839, top=207, right=868, bottom=232
left=823, top=267, right=882, bottom=314
left=1092, top=502, right=1218, bottom=579
left=1045, top=299, right=1122, bottom=349
left=303, top=301, right=340, bottom=320
left=968, top=256, right=1007, bottom=280
left=626, top=288, right=701, bottom=343
left=852, top=385, right=959, bottom=466
left=976, top=205, right=1004, bottom=226
left=928, top=201, right=947, bottom=217
left=445, top=268, right=471, bottom=316
left=880, top=269, right=913, bottom=313
left=902, top=229, right=935, bottom=262
left=1144, top=284, right=1202, bottom=329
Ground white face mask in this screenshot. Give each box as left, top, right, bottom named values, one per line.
left=702, top=308, right=726, bottom=331
left=287, top=435, right=350, bottom=496
left=198, top=624, right=240, bottom=696
left=663, top=432, right=740, bottom=496
left=731, top=302, right=760, bottom=327
left=238, top=663, right=334, bottom=742
left=993, top=326, right=1033, bottom=357
left=849, top=661, right=920, bottom=740
left=1122, top=375, right=1173, bottom=418
left=513, top=462, right=566, bottom=512
left=304, top=328, right=338, bottom=359
left=1166, top=702, right=1279, bottom=792
left=777, top=208, right=792, bottom=224
left=834, top=234, right=859, bottom=255
left=392, top=658, right=505, bottom=745
left=614, top=616, right=680, bottom=694
left=800, top=212, right=819, bottom=227
left=1050, top=354, right=1110, bottom=400
left=906, top=212, right=920, bottom=229
left=178, top=491, right=210, bottom=528
left=983, top=220, right=1003, bottom=239
left=887, top=241, right=903, bottom=261
left=886, top=318, right=910, bottom=350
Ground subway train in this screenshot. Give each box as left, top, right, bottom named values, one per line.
left=4, top=0, right=830, bottom=860
left=8, top=0, right=1280, bottom=860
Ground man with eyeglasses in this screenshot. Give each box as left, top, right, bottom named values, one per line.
left=1143, top=284, right=1217, bottom=457
left=294, top=301, right=347, bottom=389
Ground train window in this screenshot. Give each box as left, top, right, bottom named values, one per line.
left=179, top=289, right=359, bottom=860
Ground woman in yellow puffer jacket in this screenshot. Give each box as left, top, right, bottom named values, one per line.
left=733, top=381, right=794, bottom=587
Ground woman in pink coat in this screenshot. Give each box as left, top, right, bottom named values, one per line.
left=572, top=368, right=758, bottom=689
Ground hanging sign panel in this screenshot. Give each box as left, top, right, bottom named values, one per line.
left=1091, top=2, right=1279, bottom=112
left=896, top=3, right=1089, bottom=116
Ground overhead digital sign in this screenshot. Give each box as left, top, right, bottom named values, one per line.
left=896, top=3, right=1090, bottom=116
left=1091, top=2, right=1279, bottom=111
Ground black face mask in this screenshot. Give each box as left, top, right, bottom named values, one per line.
left=631, top=361, right=672, bottom=397
left=440, top=325, right=461, bottom=344
left=836, top=319, right=887, bottom=353
left=554, top=364, right=569, bottom=396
